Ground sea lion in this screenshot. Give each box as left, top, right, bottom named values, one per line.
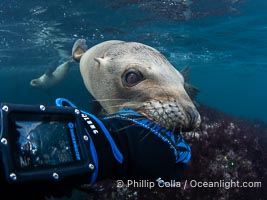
left=30, top=59, right=73, bottom=90
left=72, top=39, right=201, bottom=131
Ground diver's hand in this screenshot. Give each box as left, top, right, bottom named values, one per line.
left=102, top=109, right=191, bottom=182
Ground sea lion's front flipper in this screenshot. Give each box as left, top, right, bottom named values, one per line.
left=45, top=67, right=54, bottom=77
left=72, top=39, right=88, bottom=62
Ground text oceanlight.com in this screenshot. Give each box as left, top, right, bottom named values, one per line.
left=116, top=178, right=262, bottom=190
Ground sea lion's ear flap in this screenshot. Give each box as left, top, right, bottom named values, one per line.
left=45, top=67, right=54, bottom=77
left=72, top=39, right=88, bottom=62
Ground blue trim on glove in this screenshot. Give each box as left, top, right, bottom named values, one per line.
left=55, top=98, right=77, bottom=108
left=55, top=98, right=123, bottom=164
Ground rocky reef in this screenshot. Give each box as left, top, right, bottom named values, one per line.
left=81, top=104, right=266, bottom=200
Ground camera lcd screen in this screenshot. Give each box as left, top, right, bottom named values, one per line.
left=8, top=112, right=82, bottom=171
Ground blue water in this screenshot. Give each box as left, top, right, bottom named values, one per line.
left=0, top=0, right=267, bottom=122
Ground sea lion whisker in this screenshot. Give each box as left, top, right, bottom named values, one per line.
left=113, top=120, right=152, bottom=142
left=138, top=106, right=174, bottom=112
left=114, top=119, right=151, bottom=134
left=103, top=103, right=140, bottom=109
left=115, top=123, right=137, bottom=132
left=92, top=98, right=128, bottom=102
left=139, top=129, right=152, bottom=142
left=125, top=116, right=149, bottom=121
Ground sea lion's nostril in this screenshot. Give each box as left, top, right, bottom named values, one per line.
left=186, top=107, right=200, bottom=128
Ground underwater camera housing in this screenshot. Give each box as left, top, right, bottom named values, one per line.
left=0, top=103, right=95, bottom=184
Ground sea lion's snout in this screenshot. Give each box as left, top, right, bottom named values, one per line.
left=139, top=98, right=201, bottom=132
left=184, top=106, right=201, bottom=131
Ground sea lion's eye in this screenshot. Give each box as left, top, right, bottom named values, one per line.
left=123, top=71, right=144, bottom=87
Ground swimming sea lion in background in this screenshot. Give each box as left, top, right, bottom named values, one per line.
left=72, top=39, right=201, bottom=132
left=30, top=59, right=73, bottom=90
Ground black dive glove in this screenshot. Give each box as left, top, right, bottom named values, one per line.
left=0, top=98, right=191, bottom=199
left=56, top=98, right=191, bottom=184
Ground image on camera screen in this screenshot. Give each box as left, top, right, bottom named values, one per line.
left=9, top=113, right=82, bottom=171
